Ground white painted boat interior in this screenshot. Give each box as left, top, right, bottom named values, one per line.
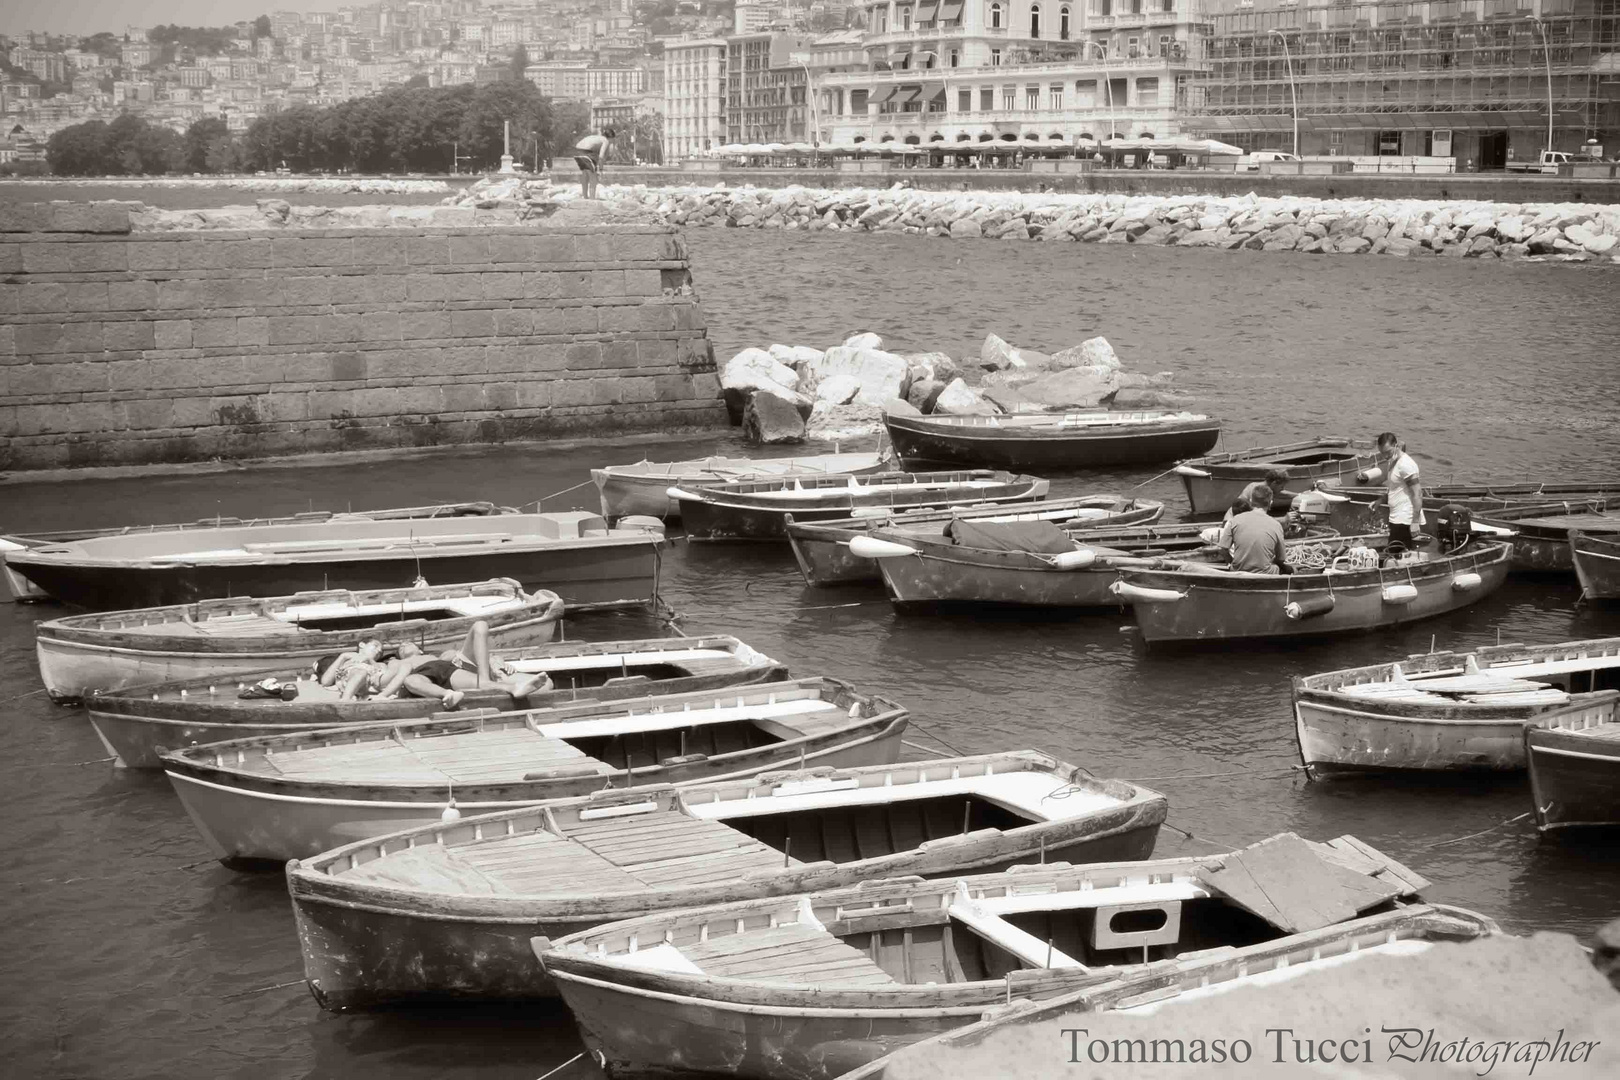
left=1330, top=648, right=1620, bottom=706
left=746, top=478, right=1011, bottom=501
left=608, top=454, right=887, bottom=479
left=685, top=770, right=1120, bottom=825
left=1121, top=938, right=1434, bottom=1015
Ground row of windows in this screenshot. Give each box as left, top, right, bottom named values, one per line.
left=849, top=77, right=1158, bottom=114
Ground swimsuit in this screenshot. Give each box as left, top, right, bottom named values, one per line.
left=414, top=659, right=460, bottom=689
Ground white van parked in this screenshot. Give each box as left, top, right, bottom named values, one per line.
left=1242, top=150, right=1301, bottom=171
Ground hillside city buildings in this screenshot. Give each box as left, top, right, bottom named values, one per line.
left=1, top=0, right=1613, bottom=168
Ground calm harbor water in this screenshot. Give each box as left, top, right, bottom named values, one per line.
left=3, top=221, right=1620, bottom=1080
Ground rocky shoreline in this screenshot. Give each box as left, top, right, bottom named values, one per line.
left=449, top=177, right=1620, bottom=262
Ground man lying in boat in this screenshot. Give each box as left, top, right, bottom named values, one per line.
left=318, top=623, right=552, bottom=709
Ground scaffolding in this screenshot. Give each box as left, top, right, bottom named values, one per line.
left=1192, top=0, right=1620, bottom=151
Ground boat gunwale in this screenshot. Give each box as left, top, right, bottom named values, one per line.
left=883, top=413, right=1220, bottom=444
left=1119, top=539, right=1513, bottom=594
left=782, top=497, right=1165, bottom=543
left=1291, top=636, right=1620, bottom=699
left=1178, top=436, right=1376, bottom=473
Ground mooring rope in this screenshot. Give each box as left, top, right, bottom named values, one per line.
left=521, top=478, right=595, bottom=511
left=1418, top=811, right=1533, bottom=849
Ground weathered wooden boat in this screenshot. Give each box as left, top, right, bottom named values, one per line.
left=1572, top=530, right=1620, bottom=600
left=837, top=902, right=1498, bottom=1080
left=1472, top=496, right=1620, bottom=572
left=861, top=521, right=1334, bottom=609
left=1173, top=437, right=1378, bottom=517
left=0, top=502, right=516, bottom=604
left=162, top=677, right=908, bottom=865
left=288, top=751, right=1167, bottom=1010
left=592, top=453, right=892, bottom=522
left=786, top=496, right=1165, bottom=587
left=86, top=636, right=787, bottom=769
left=1294, top=479, right=1620, bottom=540
left=1527, top=691, right=1620, bottom=832
left=883, top=411, right=1221, bottom=471
left=3, top=510, right=664, bottom=611
left=670, top=471, right=1050, bottom=542
left=1294, top=637, right=1620, bottom=776
left=536, top=831, right=1434, bottom=1080
left=35, top=579, right=565, bottom=704
left=1114, top=533, right=1513, bottom=645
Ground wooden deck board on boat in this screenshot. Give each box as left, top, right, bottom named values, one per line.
left=1196, top=833, right=1404, bottom=934
left=261, top=728, right=614, bottom=784
left=679, top=922, right=898, bottom=986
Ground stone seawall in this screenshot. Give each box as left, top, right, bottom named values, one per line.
left=0, top=202, right=725, bottom=472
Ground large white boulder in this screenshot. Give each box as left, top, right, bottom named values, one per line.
left=743, top=390, right=806, bottom=445
left=1018, top=365, right=1119, bottom=409
left=722, top=347, right=799, bottom=393
left=813, top=373, right=861, bottom=405
left=769, top=344, right=826, bottom=369
left=932, top=378, right=999, bottom=416
left=979, top=333, right=1049, bottom=373
left=805, top=400, right=885, bottom=440
left=1048, top=336, right=1122, bottom=373
left=902, top=352, right=963, bottom=384
left=802, top=346, right=909, bottom=407
left=843, top=331, right=884, bottom=350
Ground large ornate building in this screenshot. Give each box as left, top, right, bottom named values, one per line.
left=665, top=37, right=728, bottom=157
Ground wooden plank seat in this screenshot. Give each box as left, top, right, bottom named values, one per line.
left=344, top=829, right=644, bottom=896
left=262, top=728, right=613, bottom=784
left=679, top=921, right=898, bottom=986
left=561, top=808, right=800, bottom=886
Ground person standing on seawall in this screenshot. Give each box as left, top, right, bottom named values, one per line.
left=574, top=127, right=616, bottom=200
left=1374, top=431, right=1424, bottom=551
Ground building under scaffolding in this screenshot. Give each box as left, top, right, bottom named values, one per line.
left=1191, top=0, right=1620, bottom=167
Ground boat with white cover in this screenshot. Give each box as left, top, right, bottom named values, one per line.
left=536, top=831, right=1435, bottom=1080
left=786, top=496, right=1164, bottom=586
left=288, top=751, right=1167, bottom=1009
left=592, top=453, right=892, bottom=522
left=837, top=902, right=1498, bottom=1080
left=162, top=677, right=908, bottom=865
left=1294, top=636, right=1620, bottom=775
left=671, top=471, right=1050, bottom=541
left=1173, top=437, right=1378, bottom=517
left=86, top=636, right=786, bottom=769
left=4, top=510, right=664, bottom=611
left=35, top=579, right=564, bottom=703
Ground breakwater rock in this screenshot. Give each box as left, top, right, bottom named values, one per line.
left=529, top=180, right=1620, bottom=262
left=9, top=176, right=450, bottom=195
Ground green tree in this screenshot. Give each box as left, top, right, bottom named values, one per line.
left=183, top=116, right=230, bottom=172
left=549, top=99, right=592, bottom=160
left=253, top=15, right=272, bottom=40
left=509, top=44, right=530, bottom=80
left=46, top=120, right=112, bottom=175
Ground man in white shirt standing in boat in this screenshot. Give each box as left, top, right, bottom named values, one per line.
left=1375, top=431, right=1425, bottom=552
left=573, top=127, right=616, bottom=200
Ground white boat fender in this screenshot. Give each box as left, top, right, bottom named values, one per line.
left=665, top=486, right=700, bottom=502
left=1356, top=467, right=1384, bottom=484
left=1173, top=464, right=1212, bottom=478
left=847, top=535, right=918, bottom=560
left=1047, top=548, right=1097, bottom=571
left=440, top=798, right=461, bottom=823
left=1284, top=595, right=1337, bottom=620
left=1199, top=526, right=1223, bottom=545
left=1382, top=583, right=1419, bottom=604
left=847, top=506, right=892, bottom=519
left=0, top=537, right=25, bottom=552
left=1451, top=572, right=1483, bottom=591
left=1470, top=521, right=1517, bottom=537
left=616, top=515, right=666, bottom=536
left=1109, top=580, right=1186, bottom=604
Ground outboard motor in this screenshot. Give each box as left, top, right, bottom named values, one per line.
left=1433, top=504, right=1473, bottom=550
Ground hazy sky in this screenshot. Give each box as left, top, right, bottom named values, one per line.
left=2, top=1, right=347, bottom=38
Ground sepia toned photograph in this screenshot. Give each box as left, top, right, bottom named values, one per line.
left=0, top=1, right=1617, bottom=1078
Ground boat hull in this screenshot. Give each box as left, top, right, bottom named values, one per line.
left=884, top=416, right=1221, bottom=471
left=1124, top=545, right=1513, bottom=644
left=682, top=488, right=1045, bottom=543
left=1528, top=728, right=1620, bottom=831
left=291, top=821, right=1159, bottom=1010
left=1180, top=461, right=1377, bottom=518
left=165, top=719, right=907, bottom=865
left=876, top=552, right=1120, bottom=608
left=89, top=665, right=788, bottom=770
left=36, top=609, right=561, bottom=704
left=1572, top=532, right=1620, bottom=600
left=1294, top=696, right=1543, bottom=774
left=594, top=456, right=890, bottom=522
left=10, top=542, right=658, bottom=612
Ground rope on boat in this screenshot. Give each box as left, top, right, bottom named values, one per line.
left=905, top=720, right=967, bottom=757
left=1161, top=821, right=1246, bottom=852
left=1126, top=765, right=1302, bottom=783
left=521, top=478, right=596, bottom=511
left=222, top=978, right=306, bottom=1001
left=1418, top=811, right=1533, bottom=849
left=0, top=687, right=50, bottom=706
left=535, top=1053, right=586, bottom=1080
left=796, top=599, right=892, bottom=611
left=1285, top=541, right=1334, bottom=570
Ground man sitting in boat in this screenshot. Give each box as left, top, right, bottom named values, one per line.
left=366, top=621, right=552, bottom=708
left=1220, top=485, right=1291, bottom=574
left=1223, top=469, right=1293, bottom=525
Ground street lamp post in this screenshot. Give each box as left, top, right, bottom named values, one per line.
left=795, top=62, right=820, bottom=146
left=1082, top=40, right=1116, bottom=152
left=1526, top=16, right=1554, bottom=152
left=1269, top=29, right=1299, bottom=158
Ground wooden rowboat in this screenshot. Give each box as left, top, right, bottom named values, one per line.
left=592, top=453, right=892, bottom=522
left=86, top=635, right=787, bottom=769
left=536, top=832, right=1434, bottom=1080
left=0, top=502, right=516, bottom=604
left=1114, top=535, right=1513, bottom=645
left=837, top=902, right=1498, bottom=1080
left=162, top=677, right=908, bottom=865
left=786, top=496, right=1165, bottom=587
left=288, top=751, right=1167, bottom=1009
left=1173, top=437, right=1378, bottom=517
left=35, top=579, right=565, bottom=703
left=1472, top=497, right=1620, bottom=572
left=856, top=521, right=1265, bottom=608
left=4, top=510, right=664, bottom=611
left=1527, top=691, right=1620, bottom=832
left=883, top=411, right=1221, bottom=471
left=1295, top=479, right=1620, bottom=540
left=670, top=471, right=1050, bottom=542
left=1572, top=531, right=1620, bottom=600
left=1294, top=637, right=1620, bottom=775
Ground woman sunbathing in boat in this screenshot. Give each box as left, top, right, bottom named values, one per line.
left=365, top=621, right=553, bottom=708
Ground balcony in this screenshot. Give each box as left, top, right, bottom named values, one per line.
left=863, top=23, right=967, bottom=46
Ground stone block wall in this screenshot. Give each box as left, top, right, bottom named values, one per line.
left=0, top=204, right=725, bottom=471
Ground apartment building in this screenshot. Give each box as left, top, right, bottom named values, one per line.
left=726, top=32, right=816, bottom=143
left=666, top=37, right=728, bottom=157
